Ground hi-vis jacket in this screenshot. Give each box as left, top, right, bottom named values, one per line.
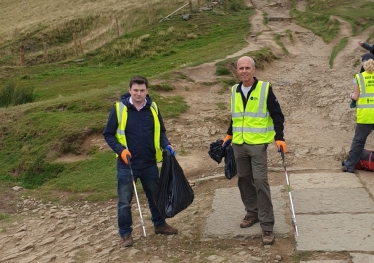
left=226, top=78, right=285, bottom=144
left=103, top=93, right=170, bottom=169
left=231, top=81, right=275, bottom=144
left=115, top=101, right=162, bottom=162
left=355, top=71, right=374, bottom=124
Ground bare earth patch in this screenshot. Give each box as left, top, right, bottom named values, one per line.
left=2, top=1, right=374, bottom=262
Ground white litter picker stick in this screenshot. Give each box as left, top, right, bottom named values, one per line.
left=280, top=146, right=299, bottom=236
left=127, top=156, right=147, bottom=237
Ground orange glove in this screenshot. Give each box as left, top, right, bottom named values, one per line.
left=222, top=134, right=233, bottom=147
left=275, top=141, right=287, bottom=153
left=121, top=149, right=132, bottom=165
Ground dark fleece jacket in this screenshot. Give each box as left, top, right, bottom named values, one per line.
left=103, top=93, right=170, bottom=169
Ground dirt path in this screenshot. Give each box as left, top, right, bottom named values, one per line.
left=2, top=1, right=374, bottom=263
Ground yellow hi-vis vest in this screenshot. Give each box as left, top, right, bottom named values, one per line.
left=115, top=101, right=162, bottom=162
left=231, top=81, right=275, bottom=144
left=355, top=72, right=374, bottom=124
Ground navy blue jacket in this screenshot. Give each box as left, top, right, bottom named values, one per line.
left=103, top=93, right=171, bottom=169
left=226, top=78, right=285, bottom=141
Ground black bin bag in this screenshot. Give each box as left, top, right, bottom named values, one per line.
left=156, top=150, right=194, bottom=218
left=208, top=139, right=225, bottom=164
left=224, top=145, right=237, bottom=179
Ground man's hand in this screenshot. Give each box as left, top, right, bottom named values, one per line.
left=121, top=149, right=132, bottom=165
left=358, top=40, right=363, bottom=46
left=276, top=140, right=287, bottom=153
left=165, top=145, right=176, bottom=156
left=222, top=134, right=233, bottom=148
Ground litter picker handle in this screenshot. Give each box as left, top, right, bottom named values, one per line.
left=126, top=155, right=147, bottom=237
left=279, top=145, right=299, bottom=236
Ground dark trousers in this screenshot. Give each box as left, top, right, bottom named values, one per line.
left=345, top=124, right=374, bottom=171
left=232, top=143, right=274, bottom=231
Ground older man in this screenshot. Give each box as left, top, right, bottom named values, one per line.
left=222, top=56, right=286, bottom=245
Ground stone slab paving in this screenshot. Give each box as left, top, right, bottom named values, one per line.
left=357, top=170, right=374, bottom=196
left=290, top=172, right=374, bottom=253
left=296, top=213, right=374, bottom=252
left=203, top=186, right=289, bottom=239
left=351, top=253, right=374, bottom=263
left=300, top=261, right=347, bottom=263
left=290, top=172, right=362, bottom=189
left=293, top=188, right=374, bottom=213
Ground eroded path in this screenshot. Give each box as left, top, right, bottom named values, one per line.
left=2, top=1, right=374, bottom=263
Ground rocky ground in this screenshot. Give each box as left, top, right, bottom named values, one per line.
left=1, top=0, right=374, bottom=262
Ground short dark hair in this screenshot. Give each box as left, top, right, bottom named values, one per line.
left=129, top=76, right=148, bottom=89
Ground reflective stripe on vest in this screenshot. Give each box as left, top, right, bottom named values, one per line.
left=115, top=102, right=162, bottom=162
left=231, top=81, right=275, bottom=144
left=355, top=72, right=374, bottom=124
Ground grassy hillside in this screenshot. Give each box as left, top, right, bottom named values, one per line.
left=0, top=0, right=256, bottom=202
left=290, top=0, right=374, bottom=42
left=1, top=0, right=374, bottom=205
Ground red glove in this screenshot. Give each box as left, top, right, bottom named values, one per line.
left=121, top=149, right=132, bottom=165
left=222, top=134, right=233, bottom=147
left=276, top=141, right=287, bottom=153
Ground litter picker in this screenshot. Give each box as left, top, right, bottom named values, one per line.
left=127, top=156, right=147, bottom=237
left=280, top=146, right=299, bottom=236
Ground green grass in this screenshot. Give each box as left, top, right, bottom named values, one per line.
left=274, top=33, right=289, bottom=55
left=330, top=37, right=349, bottom=68
left=0, top=1, right=255, bottom=203
left=290, top=8, right=340, bottom=43
left=291, top=0, right=374, bottom=38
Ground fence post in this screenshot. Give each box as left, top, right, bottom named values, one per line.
left=116, top=17, right=120, bottom=37
left=198, top=0, right=200, bottom=9
left=20, top=45, right=25, bottom=66
left=148, top=4, right=152, bottom=24
left=43, top=42, right=48, bottom=63
left=73, top=32, right=78, bottom=56
left=189, top=0, right=192, bottom=12
left=79, top=40, right=83, bottom=54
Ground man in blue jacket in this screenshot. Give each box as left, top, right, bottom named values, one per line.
left=103, top=75, right=177, bottom=247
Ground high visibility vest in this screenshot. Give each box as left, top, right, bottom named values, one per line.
left=115, top=102, right=162, bottom=162
left=231, top=81, right=275, bottom=144
left=355, top=72, right=374, bottom=124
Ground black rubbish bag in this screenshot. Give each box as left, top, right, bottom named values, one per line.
left=156, top=150, right=194, bottom=218
left=224, top=145, right=237, bottom=179
left=208, top=139, right=225, bottom=164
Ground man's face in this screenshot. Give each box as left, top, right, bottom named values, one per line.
left=237, top=58, right=255, bottom=83
left=129, top=83, right=148, bottom=103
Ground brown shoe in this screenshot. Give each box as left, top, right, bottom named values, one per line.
left=240, top=216, right=259, bottom=228
left=262, top=231, right=275, bottom=245
left=154, top=223, right=178, bottom=235
left=120, top=234, right=133, bottom=247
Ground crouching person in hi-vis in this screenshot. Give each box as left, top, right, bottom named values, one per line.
left=103, top=75, right=177, bottom=247
left=222, top=56, right=286, bottom=246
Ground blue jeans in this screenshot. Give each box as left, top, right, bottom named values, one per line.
left=117, top=165, right=165, bottom=237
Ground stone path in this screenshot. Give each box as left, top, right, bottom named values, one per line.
left=204, top=171, right=374, bottom=263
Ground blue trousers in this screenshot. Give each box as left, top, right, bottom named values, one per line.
left=117, top=165, right=165, bottom=237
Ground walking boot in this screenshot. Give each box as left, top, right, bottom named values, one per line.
left=120, top=234, right=133, bottom=247
left=154, top=223, right=178, bottom=235
left=240, top=215, right=259, bottom=228
left=262, top=230, right=275, bottom=245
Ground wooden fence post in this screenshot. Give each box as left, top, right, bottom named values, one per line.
left=73, top=32, right=78, bottom=56
left=148, top=4, right=152, bottom=24
left=43, top=42, right=48, bottom=63
left=189, top=0, right=192, bottom=12
left=20, top=45, right=25, bottom=66
left=79, top=40, right=83, bottom=54
left=198, top=0, right=200, bottom=9
left=116, top=17, right=120, bottom=37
